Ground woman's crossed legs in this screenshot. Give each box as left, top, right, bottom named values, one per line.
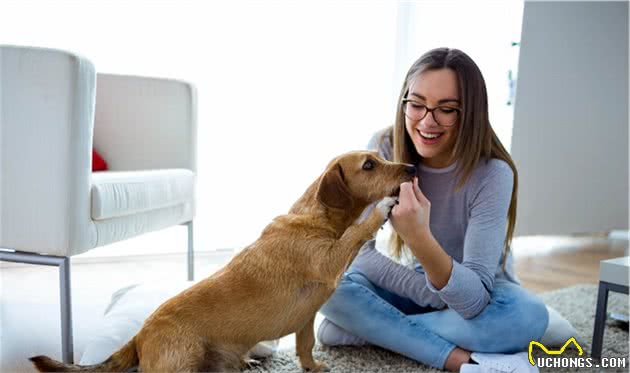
left=319, top=271, right=548, bottom=370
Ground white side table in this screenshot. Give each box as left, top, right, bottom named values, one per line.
left=591, top=256, right=629, bottom=359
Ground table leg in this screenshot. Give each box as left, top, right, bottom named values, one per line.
left=591, top=282, right=608, bottom=359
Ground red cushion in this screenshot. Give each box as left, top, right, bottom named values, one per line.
left=92, top=150, right=108, bottom=171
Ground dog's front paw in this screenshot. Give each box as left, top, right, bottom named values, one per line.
left=376, top=196, right=398, bottom=220
left=302, top=360, right=330, bottom=372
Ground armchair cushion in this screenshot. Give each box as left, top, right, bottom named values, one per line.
left=91, top=169, right=194, bottom=220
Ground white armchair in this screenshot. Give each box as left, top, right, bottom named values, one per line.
left=0, top=45, right=197, bottom=363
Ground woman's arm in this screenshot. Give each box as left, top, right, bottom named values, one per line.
left=390, top=179, right=454, bottom=289
left=352, top=129, right=446, bottom=308
left=350, top=240, right=446, bottom=309
left=392, top=163, right=514, bottom=319
left=405, top=224, right=453, bottom=290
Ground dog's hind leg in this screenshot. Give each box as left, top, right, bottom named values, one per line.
left=296, top=315, right=329, bottom=372
left=139, top=350, right=199, bottom=373
left=138, top=335, right=207, bottom=373
left=197, top=343, right=248, bottom=372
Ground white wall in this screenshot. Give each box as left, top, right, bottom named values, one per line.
left=401, top=1, right=523, bottom=151
left=0, top=1, right=399, bottom=254
left=511, top=1, right=629, bottom=236
left=1, top=1, right=526, bottom=256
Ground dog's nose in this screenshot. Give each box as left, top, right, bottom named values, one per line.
left=405, top=165, right=416, bottom=175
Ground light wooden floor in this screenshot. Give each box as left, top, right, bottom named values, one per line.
left=512, top=235, right=628, bottom=293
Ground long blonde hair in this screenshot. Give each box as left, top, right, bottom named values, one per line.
left=386, top=48, right=518, bottom=270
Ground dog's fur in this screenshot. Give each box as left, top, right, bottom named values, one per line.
left=30, top=151, right=415, bottom=372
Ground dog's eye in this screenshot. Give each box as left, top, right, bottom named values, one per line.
left=362, top=159, right=375, bottom=170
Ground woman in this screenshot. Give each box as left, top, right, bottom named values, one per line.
left=317, top=48, right=548, bottom=373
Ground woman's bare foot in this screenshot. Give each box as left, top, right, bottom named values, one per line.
left=444, top=347, right=472, bottom=372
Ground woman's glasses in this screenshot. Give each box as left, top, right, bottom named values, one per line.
left=402, top=99, right=461, bottom=127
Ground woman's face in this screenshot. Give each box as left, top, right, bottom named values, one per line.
left=404, top=68, right=461, bottom=168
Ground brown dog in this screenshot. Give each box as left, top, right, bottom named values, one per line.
left=30, top=150, right=416, bottom=372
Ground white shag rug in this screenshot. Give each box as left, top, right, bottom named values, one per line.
left=243, top=284, right=629, bottom=373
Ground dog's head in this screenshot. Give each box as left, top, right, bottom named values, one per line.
left=316, top=151, right=416, bottom=210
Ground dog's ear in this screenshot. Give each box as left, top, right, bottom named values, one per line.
left=317, top=163, right=354, bottom=210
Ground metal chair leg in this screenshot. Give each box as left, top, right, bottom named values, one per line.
left=59, top=257, right=74, bottom=363
left=187, top=221, right=194, bottom=281
left=0, top=250, right=74, bottom=363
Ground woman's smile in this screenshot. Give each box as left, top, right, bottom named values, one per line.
left=417, top=129, right=445, bottom=144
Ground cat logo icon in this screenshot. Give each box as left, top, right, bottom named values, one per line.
left=528, top=337, right=583, bottom=366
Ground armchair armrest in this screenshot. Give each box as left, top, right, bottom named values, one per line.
left=0, top=45, right=97, bottom=255
left=94, top=74, right=197, bottom=172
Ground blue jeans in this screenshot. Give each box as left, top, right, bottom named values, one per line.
left=319, top=271, right=549, bottom=369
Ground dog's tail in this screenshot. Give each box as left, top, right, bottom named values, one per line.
left=30, top=336, right=138, bottom=372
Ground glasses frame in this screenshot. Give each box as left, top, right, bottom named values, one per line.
left=401, top=98, right=461, bottom=127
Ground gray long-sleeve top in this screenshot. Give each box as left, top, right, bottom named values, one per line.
left=350, top=130, right=519, bottom=319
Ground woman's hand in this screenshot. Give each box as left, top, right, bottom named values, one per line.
left=390, top=177, right=432, bottom=244
left=390, top=177, right=452, bottom=289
